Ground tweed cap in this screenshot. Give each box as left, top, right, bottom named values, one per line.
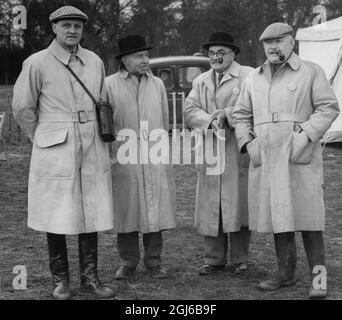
left=259, top=23, right=294, bottom=41
left=49, top=6, right=88, bottom=23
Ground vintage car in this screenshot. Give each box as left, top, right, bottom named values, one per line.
left=149, top=55, right=210, bottom=130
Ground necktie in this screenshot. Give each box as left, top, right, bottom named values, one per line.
left=218, top=73, right=224, bottom=85
left=69, top=52, right=77, bottom=63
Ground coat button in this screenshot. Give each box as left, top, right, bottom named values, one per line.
left=287, top=83, right=297, bottom=91
left=233, top=87, right=240, bottom=95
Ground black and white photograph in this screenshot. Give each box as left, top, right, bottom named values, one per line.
left=1, top=0, right=342, bottom=305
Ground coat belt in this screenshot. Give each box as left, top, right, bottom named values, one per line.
left=39, top=110, right=97, bottom=123
left=254, top=112, right=308, bottom=126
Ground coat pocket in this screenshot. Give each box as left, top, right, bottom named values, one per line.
left=246, top=138, right=262, bottom=168
left=95, top=130, right=112, bottom=174
left=290, top=131, right=314, bottom=165
left=31, top=127, right=74, bottom=178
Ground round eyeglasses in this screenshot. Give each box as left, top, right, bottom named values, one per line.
left=208, top=50, right=233, bottom=58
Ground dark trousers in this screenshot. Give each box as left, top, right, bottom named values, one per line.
left=204, top=214, right=251, bottom=266
left=117, top=231, right=163, bottom=268
left=47, top=232, right=98, bottom=282
left=273, top=231, right=325, bottom=278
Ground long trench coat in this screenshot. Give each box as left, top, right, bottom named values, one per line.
left=105, top=70, right=177, bottom=233
left=183, top=61, right=254, bottom=237
left=232, top=53, right=339, bottom=233
left=12, top=40, right=114, bottom=235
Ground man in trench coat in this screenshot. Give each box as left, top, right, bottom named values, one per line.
left=12, top=6, right=115, bottom=300
left=183, top=32, right=253, bottom=276
left=105, top=35, right=177, bottom=280
left=232, top=23, right=340, bottom=299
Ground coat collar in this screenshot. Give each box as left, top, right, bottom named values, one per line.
left=220, top=60, right=240, bottom=84
left=48, top=39, right=87, bottom=65
left=204, top=60, right=241, bottom=91
left=258, top=52, right=302, bottom=75
left=118, top=68, right=151, bottom=79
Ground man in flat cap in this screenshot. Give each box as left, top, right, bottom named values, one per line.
left=12, top=6, right=115, bottom=299
left=233, top=22, right=339, bottom=298
left=183, top=32, right=253, bottom=276
left=105, top=34, right=177, bottom=280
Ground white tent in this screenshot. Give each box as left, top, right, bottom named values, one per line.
left=296, top=17, right=342, bottom=143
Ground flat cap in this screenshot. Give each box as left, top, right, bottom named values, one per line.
left=259, top=23, right=294, bottom=41
left=49, top=6, right=88, bottom=23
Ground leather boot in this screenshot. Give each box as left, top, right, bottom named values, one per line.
left=302, top=231, right=327, bottom=299
left=258, top=232, right=297, bottom=291
left=47, top=233, right=71, bottom=300
left=78, top=233, right=116, bottom=299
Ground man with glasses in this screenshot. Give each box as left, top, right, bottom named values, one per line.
left=183, top=32, right=253, bottom=276
left=105, top=34, right=176, bottom=280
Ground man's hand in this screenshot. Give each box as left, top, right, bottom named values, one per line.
left=217, top=110, right=229, bottom=130
left=210, top=110, right=230, bottom=140
left=210, top=118, right=226, bottom=141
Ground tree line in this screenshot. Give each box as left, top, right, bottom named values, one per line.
left=1, top=0, right=342, bottom=83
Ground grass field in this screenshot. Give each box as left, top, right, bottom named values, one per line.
left=0, top=143, right=342, bottom=300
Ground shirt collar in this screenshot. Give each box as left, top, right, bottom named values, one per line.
left=119, top=68, right=151, bottom=79
left=258, top=52, right=302, bottom=75
left=48, top=39, right=87, bottom=65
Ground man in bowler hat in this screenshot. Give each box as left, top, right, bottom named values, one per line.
left=105, top=35, right=177, bottom=280
left=183, top=32, right=253, bottom=276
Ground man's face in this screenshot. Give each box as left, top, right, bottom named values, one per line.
left=208, top=45, right=235, bottom=73
left=53, top=19, right=83, bottom=50
left=160, top=72, right=169, bottom=81
left=122, top=50, right=149, bottom=76
left=263, top=35, right=295, bottom=64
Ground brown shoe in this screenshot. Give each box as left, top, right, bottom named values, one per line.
left=147, top=266, right=168, bottom=279
left=257, top=273, right=296, bottom=291
left=198, top=264, right=225, bottom=276
left=115, top=265, right=136, bottom=280
left=233, top=262, right=248, bottom=274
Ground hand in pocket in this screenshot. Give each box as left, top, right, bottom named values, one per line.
left=246, top=138, right=262, bottom=168
left=290, top=131, right=314, bottom=165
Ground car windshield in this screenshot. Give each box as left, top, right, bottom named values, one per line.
left=179, top=66, right=203, bottom=88
left=155, top=68, right=174, bottom=89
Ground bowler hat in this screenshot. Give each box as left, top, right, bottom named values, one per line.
left=202, top=32, right=240, bottom=55
left=49, top=6, right=88, bottom=23
left=116, top=35, right=153, bottom=59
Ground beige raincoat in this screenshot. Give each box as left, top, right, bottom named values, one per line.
left=233, top=53, right=339, bottom=233
left=12, top=40, right=114, bottom=235
left=105, top=70, right=177, bottom=233
left=183, top=61, right=254, bottom=237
